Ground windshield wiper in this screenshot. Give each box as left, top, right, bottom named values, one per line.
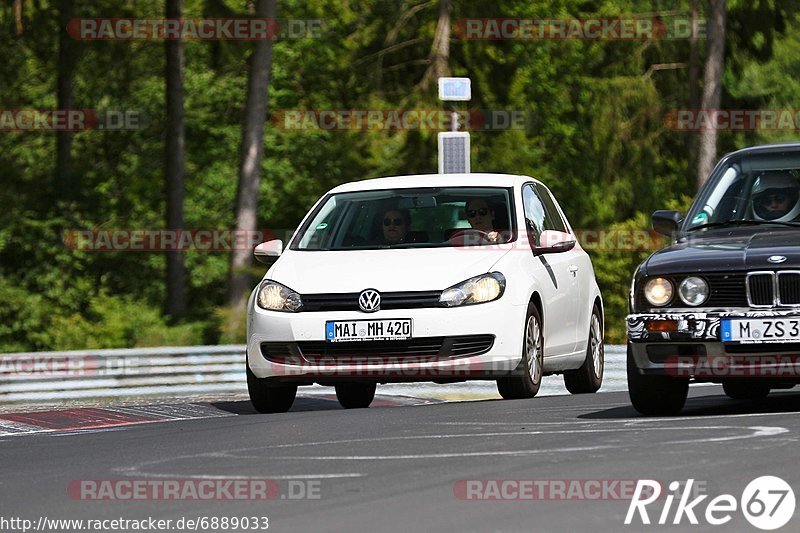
left=688, top=219, right=800, bottom=231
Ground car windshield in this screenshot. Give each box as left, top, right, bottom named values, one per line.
left=291, top=186, right=515, bottom=250
left=685, top=151, right=800, bottom=230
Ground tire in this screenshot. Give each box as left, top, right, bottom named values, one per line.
left=247, top=365, right=297, bottom=413
left=335, top=383, right=376, bottom=409
left=497, top=304, right=543, bottom=399
left=564, top=306, right=604, bottom=394
left=723, top=380, right=770, bottom=400
left=627, top=343, right=688, bottom=416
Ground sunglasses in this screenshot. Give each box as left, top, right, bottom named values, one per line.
left=467, top=208, right=489, bottom=218
left=383, top=218, right=405, bottom=226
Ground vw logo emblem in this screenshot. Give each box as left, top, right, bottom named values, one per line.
left=358, top=289, right=381, bottom=313
left=768, top=255, right=788, bottom=264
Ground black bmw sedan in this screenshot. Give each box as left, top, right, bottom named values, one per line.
left=627, top=143, right=800, bottom=415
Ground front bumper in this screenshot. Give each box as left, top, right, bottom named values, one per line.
left=627, top=309, right=800, bottom=380
left=247, top=299, right=528, bottom=383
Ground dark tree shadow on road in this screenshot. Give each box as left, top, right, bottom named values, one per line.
left=580, top=387, right=800, bottom=419
left=209, top=396, right=343, bottom=415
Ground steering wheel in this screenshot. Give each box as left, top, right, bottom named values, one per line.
left=447, top=228, right=492, bottom=244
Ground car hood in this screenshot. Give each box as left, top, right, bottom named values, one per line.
left=644, top=227, right=800, bottom=275
left=267, top=246, right=513, bottom=293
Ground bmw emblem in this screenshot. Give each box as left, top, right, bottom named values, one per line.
left=358, top=289, right=381, bottom=313
left=768, top=255, right=788, bottom=264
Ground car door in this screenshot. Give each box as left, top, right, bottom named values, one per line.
left=533, top=183, right=586, bottom=355
left=521, top=184, right=578, bottom=357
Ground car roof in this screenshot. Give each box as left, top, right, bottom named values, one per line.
left=724, top=142, right=800, bottom=159
left=327, top=173, right=538, bottom=194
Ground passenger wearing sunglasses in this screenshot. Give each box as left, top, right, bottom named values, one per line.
left=381, top=208, right=411, bottom=244
left=751, top=171, right=800, bottom=223
left=465, top=198, right=500, bottom=242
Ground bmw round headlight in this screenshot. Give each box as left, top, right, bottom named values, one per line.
left=439, top=272, right=506, bottom=307
left=257, top=280, right=303, bottom=312
left=678, top=276, right=708, bottom=306
left=644, top=277, right=673, bottom=306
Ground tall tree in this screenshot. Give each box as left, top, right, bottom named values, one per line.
left=13, top=0, right=23, bottom=35
left=226, top=0, right=277, bottom=330
left=419, top=0, right=451, bottom=90
left=696, top=0, right=727, bottom=188
left=57, top=0, right=79, bottom=197
left=165, top=0, right=186, bottom=321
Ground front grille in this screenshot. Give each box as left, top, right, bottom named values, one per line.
left=778, top=272, right=800, bottom=305
left=704, top=273, right=748, bottom=307
left=746, top=271, right=800, bottom=307
left=300, top=291, right=442, bottom=312
left=260, top=335, right=494, bottom=364
left=748, top=273, right=774, bottom=306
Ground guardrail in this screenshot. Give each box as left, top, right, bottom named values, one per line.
left=0, top=344, right=628, bottom=405
left=0, top=345, right=247, bottom=404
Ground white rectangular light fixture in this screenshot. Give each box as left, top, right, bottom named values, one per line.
left=438, top=77, right=471, bottom=101
left=438, top=132, right=470, bottom=174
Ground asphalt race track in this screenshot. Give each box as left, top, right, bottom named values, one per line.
left=1, top=388, right=800, bottom=532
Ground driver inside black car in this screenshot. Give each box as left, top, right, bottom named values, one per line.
left=751, top=170, right=800, bottom=223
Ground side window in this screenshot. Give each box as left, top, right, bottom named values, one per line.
left=533, top=183, right=569, bottom=233
left=522, top=185, right=546, bottom=247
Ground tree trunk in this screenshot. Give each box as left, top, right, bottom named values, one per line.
left=165, top=0, right=186, bottom=322
left=57, top=0, right=78, bottom=197
left=419, top=0, right=451, bottom=90
left=14, top=0, right=23, bottom=35
left=696, top=0, right=727, bottom=189
left=688, top=0, right=699, bottom=109
left=687, top=0, right=700, bottom=176
left=226, top=0, right=277, bottom=335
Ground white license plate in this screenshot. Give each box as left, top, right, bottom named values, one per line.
left=721, top=318, right=800, bottom=343
left=325, top=319, right=412, bottom=342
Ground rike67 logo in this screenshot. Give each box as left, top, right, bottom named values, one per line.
left=625, top=477, right=795, bottom=530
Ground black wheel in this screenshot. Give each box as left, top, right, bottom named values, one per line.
left=335, top=383, right=376, bottom=409
left=723, top=380, right=770, bottom=400
left=247, top=365, right=297, bottom=413
left=497, top=304, right=543, bottom=399
left=627, top=343, right=688, bottom=416
left=564, top=306, right=604, bottom=394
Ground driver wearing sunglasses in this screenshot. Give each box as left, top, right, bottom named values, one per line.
left=381, top=208, right=411, bottom=244
left=465, top=198, right=500, bottom=242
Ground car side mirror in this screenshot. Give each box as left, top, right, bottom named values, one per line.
left=652, top=210, right=682, bottom=237
left=254, top=239, right=283, bottom=264
left=537, top=230, right=576, bottom=254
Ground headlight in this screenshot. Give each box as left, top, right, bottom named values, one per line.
left=678, top=276, right=708, bottom=306
left=644, top=277, right=673, bottom=306
left=439, top=272, right=506, bottom=307
left=256, top=280, right=303, bottom=312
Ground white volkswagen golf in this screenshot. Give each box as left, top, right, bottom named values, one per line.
left=246, top=173, right=604, bottom=412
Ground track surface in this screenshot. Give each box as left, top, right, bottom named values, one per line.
left=2, top=387, right=800, bottom=532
